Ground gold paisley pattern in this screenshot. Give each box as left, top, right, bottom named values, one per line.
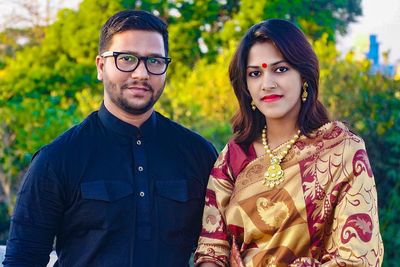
left=256, top=197, right=289, bottom=228
left=202, top=205, right=222, bottom=233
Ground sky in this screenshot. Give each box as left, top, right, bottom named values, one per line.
left=336, top=0, right=400, bottom=64
left=1, top=0, right=399, bottom=64
left=0, top=0, right=81, bottom=28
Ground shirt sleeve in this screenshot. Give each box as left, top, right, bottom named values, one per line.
left=3, top=150, right=64, bottom=266
left=194, top=144, right=236, bottom=267
left=291, top=139, right=384, bottom=267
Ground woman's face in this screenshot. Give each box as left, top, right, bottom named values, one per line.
left=246, top=41, right=302, bottom=124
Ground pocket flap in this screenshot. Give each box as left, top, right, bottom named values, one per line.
left=155, top=180, right=203, bottom=202
left=81, top=180, right=133, bottom=202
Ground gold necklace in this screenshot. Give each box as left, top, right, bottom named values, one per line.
left=261, top=126, right=301, bottom=187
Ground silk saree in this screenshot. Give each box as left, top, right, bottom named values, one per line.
left=194, top=121, right=383, bottom=267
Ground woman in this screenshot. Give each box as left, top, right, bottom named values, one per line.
left=194, top=19, right=383, bottom=267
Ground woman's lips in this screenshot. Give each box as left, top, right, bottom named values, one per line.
left=261, top=94, right=282, bottom=102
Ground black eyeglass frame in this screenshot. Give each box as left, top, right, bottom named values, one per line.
left=101, top=51, right=172, bottom=75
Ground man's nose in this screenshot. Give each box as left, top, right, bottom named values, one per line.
left=131, top=60, right=150, bottom=80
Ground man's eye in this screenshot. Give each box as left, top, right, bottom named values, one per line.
left=248, top=71, right=261, bottom=77
left=275, top=67, right=288, bottom=73
left=119, top=55, right=136, bottom=62
left=147, top=58, right=162, bottom=65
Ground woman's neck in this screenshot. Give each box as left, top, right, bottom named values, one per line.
left=265, top=118, right=299, bottom=150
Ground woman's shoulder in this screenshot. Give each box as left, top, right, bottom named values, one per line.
left=298, top=121, right=368, bottom=163
left=304, top=121, right=371, bottom=167
left=312, top=120, right=365, bottom=144
left=217, top=139, right=256, bottom=178
left=304, top=121, right=374, bottom=180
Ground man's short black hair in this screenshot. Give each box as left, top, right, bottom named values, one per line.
left=99, top=10, right=168, bottom=56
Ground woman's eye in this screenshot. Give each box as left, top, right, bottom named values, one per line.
left=275, top=66, right=289, bottom=73
left=248, top=71, right=261, bottom=77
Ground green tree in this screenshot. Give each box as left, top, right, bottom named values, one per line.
left=158, top=41, right=238, bottom=150
left=0, top=0, right=124, bottom=203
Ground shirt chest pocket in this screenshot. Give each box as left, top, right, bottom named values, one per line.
left=77, top=180, right=134, bottom=230
left=155, top=179, right=205, bottom=245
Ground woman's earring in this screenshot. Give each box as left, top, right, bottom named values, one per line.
left=302, top=82, right=308, bottom=102
left=251, top=100, right=256, bottom=111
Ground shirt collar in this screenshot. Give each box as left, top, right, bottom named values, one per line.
left=98, top=102, right=157, bottom=138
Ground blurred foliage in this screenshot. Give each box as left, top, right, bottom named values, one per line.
left=0, top=0, right=398, bottom=265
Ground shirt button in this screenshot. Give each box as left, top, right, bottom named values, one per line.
left=136, top=140, right=142, bottom=145
left=138, top=166, right=144, bottom=172
left=139, top=191, right=145, bottom=197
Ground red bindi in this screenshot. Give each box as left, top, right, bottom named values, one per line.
left=261, top=63, right=268, bottom=68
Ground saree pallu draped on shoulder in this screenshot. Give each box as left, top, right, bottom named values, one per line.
left=194, top=121, right=383, bottom=267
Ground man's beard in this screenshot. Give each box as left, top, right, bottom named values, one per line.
left=103, top=76, right=164, bottom=115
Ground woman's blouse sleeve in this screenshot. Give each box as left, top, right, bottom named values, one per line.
left=194, top=143, right=236, bottom=267
left=292, top=138, right=384, bottom=266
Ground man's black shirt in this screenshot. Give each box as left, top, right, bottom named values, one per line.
left=3, top=104, right=217, bottom=267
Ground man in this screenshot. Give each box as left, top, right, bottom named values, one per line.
left=3, top=10, right=217, bottom=267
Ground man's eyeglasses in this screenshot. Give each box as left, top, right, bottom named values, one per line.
left=101, top=51, right=172, bottom=75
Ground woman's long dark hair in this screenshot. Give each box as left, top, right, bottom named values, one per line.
left=229, top=19, right=329, bottom=147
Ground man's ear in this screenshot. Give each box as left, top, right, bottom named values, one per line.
left=96, top=55, right=104, bottom=81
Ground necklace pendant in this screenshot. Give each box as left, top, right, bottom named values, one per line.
left=263, top=157, right=284, bottom=187
left=261, top=126, right=300, bottom=188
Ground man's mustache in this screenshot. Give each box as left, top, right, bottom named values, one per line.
left=121, top=81, right=152, bottom=91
